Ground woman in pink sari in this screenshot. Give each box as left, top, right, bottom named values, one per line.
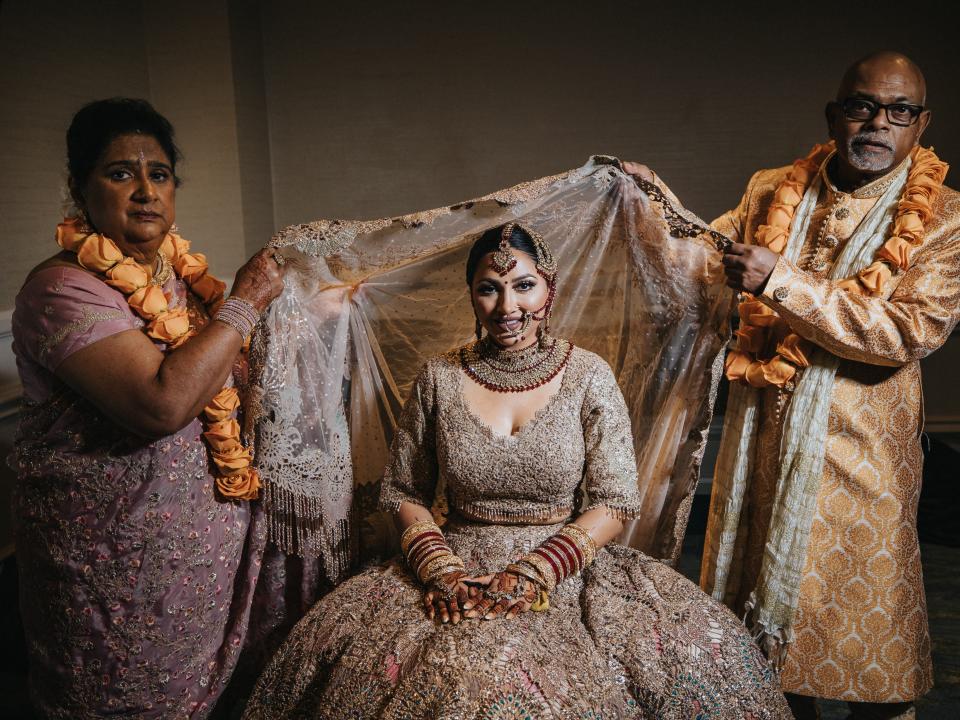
left=10, top=98, right=284, bottom=718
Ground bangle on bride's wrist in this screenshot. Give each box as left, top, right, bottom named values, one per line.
left=506, top=562, right=547, bottom=589
left=409, top=542, right=447, bottom=571
left=519, top=553, right=557, bottom=593
left=414, top=548, right=451, bottom=577
left=400, top=520, right=442, bottom=553
left=419, top=555, right=464, bottom=585
left=559, top=523, right=597, bottom=567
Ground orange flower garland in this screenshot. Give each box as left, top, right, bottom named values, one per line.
left=56, top=217, right=261, bottom=500
left=726, top=142, right=949, bottom=389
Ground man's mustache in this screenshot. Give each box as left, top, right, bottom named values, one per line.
left=851, top=134, right=893, bottom=150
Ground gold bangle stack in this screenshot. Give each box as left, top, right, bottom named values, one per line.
left=400, top=519, right=465, bottom=586
left=559, top=523, right=598, bottom=567
left=510, top=522, right=599, bottom=595
left=400, top=520, right=442, bottom=554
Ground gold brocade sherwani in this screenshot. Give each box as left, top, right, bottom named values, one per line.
left=702, top=160, right=960, bottom=702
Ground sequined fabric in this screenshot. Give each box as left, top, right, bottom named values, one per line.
left=703, top=164, right=960, bottom=702
left=10, top=267, right=265, bottom=719
left=243, top=349, right=790, bottom=718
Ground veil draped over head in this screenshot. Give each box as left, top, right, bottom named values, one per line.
left=245, top=156, right=733, bottom=583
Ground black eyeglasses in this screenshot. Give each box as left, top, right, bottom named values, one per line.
left=839, top=97, right=925, bottom=127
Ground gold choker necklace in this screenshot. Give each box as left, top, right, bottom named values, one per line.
left=459, top=335, right=573, bottom=393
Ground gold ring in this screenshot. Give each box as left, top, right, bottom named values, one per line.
left=273, top=253, right=286, bottom=267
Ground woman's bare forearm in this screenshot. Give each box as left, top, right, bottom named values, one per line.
left=568, top=506, right=624, bottom=549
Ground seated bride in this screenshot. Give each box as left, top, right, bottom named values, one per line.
left=243, top=223, right=791, bottom=718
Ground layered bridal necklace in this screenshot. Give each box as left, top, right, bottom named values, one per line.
left=459, top=335, right=573, bottom=393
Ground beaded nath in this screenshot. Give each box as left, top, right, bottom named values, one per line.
left=459, top=335, right=573, bottom=393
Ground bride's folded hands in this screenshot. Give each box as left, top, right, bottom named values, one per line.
left=422, top=570, right=487, bottom=625
left=462, top=570, right=539, bottom=621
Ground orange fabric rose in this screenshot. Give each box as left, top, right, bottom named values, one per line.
left=735, top=324, right=767, bottom=354
left=857, top=261, right=894, bottom=295
left=158, top=232, right=191, bottom=262
left=216, top=467, right=260, bottom=501
left=776, top=333, right=811, bottom=367
left=910, top=147, right=949, bottom=185
left=172, top=233, right=191, bottom=257
left=724, top=351, right=752, bottom=382
left=766, top=203, right=796, bottom=228
left=897, top=198, right=932, bottom=223
left=205, top=387, right=241, bottom=422
left=836, top=277, right=867, bottom=295
left=204, top=418, right=242, bottom=450
left=76, top=235, right=123, bottom=272
left=789, top=163, right=816, bottom=186
left=877, top=237, right=913, bottom=270
left=105, top=257, right=151, bottom=294
left=56, top=217, right=87, bottom=252
left=168, top=328, right=196, bottom=350
left=774, top=180, right=805, bottom=206
left=174, top=252, right=209, bottom=284
left=893, top=212, right=925, bottom=244
left=760, top=356, right=796, bottom=387
left=128, top=285, right=170, bottom=317
left=757, top=225, right=789, bottom=254
left=739, top=299, right=779, bottom=327
left=211, top=445, right=253, bottom=475
left=190, top=273, right=227, bottom=305
left=147, top=307, right=191, bottom=344
left=744, top=361, right=769, bottom=388
left=902, top=186, right=934, bottom=208
left=158, top=234, right=178, bottom=261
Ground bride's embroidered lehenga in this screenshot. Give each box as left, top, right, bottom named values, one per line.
left=241, top=158, right=790, bottom=718
left=243, top=347, right=790, bottom=718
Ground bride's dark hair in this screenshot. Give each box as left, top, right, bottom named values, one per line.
left=465, top=224, right=538, bottom=285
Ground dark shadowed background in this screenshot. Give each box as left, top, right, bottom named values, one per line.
left=1, top=1, right=959, bottom=715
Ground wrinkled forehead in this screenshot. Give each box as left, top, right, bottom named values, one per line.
left=840, top=62, right=926, bottom=104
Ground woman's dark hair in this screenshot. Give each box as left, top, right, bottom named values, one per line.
left=67, top=97, right=182, bottom=189
left=465, top=224, right=539, bottom=285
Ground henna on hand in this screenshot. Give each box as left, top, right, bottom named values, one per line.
left=423, top=570, right=478, bottom=625
left=229, top=248, right=286, bottom=314
left=464, top=571, right=538, bottom=621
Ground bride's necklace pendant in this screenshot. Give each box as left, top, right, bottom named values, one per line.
left=460, top=335, right=573, bottom=393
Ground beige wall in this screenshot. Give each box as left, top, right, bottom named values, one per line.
left=258, top=2, right=960, bottom=229
left=0, top=1, right=150, bottom=306
left=0, top=0, right=257, bottom=305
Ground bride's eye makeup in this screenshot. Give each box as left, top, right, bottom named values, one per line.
left=514, top=278, right=537, bottom=292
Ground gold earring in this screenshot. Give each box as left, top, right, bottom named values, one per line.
left=475, top=317, right=483, bottom=342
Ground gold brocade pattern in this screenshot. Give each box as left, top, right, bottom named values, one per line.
left=244, top=349, right=790, bottom=718
left=705, top=165, right=960, bottom=702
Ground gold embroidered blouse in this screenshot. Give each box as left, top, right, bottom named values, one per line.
left=380, top=345, right=643, bottom=524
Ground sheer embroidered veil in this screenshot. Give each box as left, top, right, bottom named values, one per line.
left=245, top=156, right=733, bottom=582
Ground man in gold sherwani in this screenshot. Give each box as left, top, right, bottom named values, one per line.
left=700, top=52, right=960, bottom=719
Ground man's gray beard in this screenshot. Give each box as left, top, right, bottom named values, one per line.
left=845, top=139, right=895, bottom=173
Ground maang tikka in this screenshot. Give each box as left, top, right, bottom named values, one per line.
left=488, top=222, right=558, bottom=346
